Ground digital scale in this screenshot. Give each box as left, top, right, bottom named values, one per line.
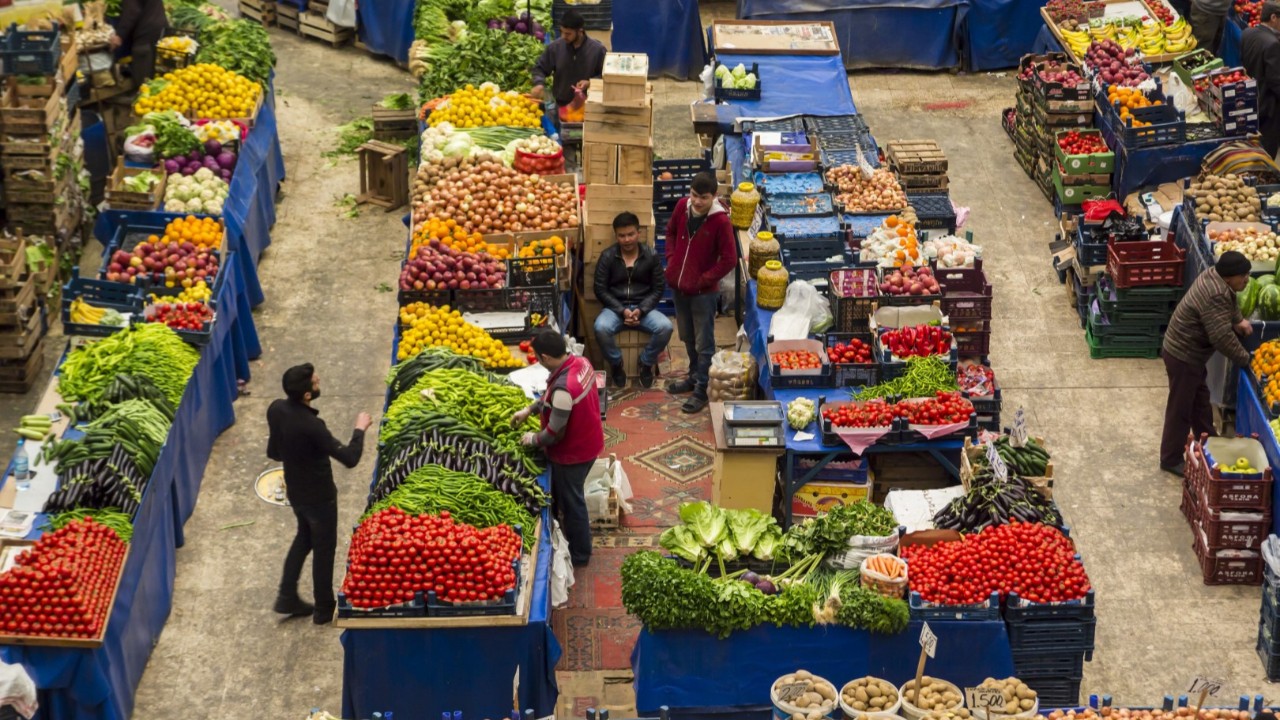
left=723, top=401, right=785, bottom=447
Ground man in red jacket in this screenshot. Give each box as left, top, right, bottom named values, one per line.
left=663, top=172, right=738, bottom=413
left=510, top=330, right=604, bottom=566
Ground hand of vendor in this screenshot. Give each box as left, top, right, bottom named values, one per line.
left=511, top=406, right=533, bottom=428
left=520, top=431, right=538, bottom=447
left=1237, top=319, right=1254, bottom=337
left=355, top=412, right=373, bottom=432
left=529, top=84, right=544, bottom=100
left=108, top=33, right=122, bottom=49
left=623, top=308, right=640, bottom=326
left=574, top=79, right=590, bottom=91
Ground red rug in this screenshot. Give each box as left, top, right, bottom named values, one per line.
left=552, top=545, right=647, bottom=671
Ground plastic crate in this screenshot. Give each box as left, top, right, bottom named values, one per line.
left=954, top=328, right=991, bottom=356
left=61, top=270, right=144, bottom=338
left=804, top=114, right=870, bottom=136
left=1023, top=677, right=1083, bottom=708
left=875, top=268, right=943, bottom=308
left=0, top=23, right=61, bottom=76
left=1054, top=129, right=1115, bottom=175
left=1107, top=240, right=1185, bottom=288
left=552, top=0, right=611, bottom=29
left=791, top=454, right=869, bottom=483
left=714, top=62, right=761, bottom=101
left=908, top=590, right=1001, bottom=621
left=1108, top=103, right=1186, bottom=148
left=898, top=412, right=978, bottom=444
left=767, top=193, right=834, bottom=216
left=336, top=591, right=427, bottom=619
left=936, top=265, right=992, bottom=320
left=1083, top=328, right=1161, bottom=359
left=875, top=336, right=959, bottom=382
left=780, top=249, right=853, bottom=283
left=821, top=147, right=880, bottom=170
left=1005, top=616, right=1097, bottom=653
left=966, top=384, right=1002, bottom=415
left=1259, top=627, right=1280, bottom=681
left=1087, top=300, right=1162, bottom=338
left=1005, top=589, right=1096, bottom=621
left=825, top=331, right=878, bottom=387
left=816, top=131, right=876, bottom=152
left=778, top=232, right=848, bottom=262
left=1194, top=526, right=1263, bottom=585
left=1011, top=649, right=1087, bottom=678
left=1095, top=275, right=1180, bottom=319
left=743, top=118, right=805, bottom=133
left=906, top=192, right=956, bottom=232
left=142, top=296, right=216, bottom=347
left=508, top=255, right=558, bottom=289
left=1075, top=224, right=1109, bottom=267
left=828, top=267, right=879, bottom=332
left=653, top=158, right=709, bottom=210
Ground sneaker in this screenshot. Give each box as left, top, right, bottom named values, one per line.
left=667, top=378, right=696, bottom=395
left=313, top=608, right=335, bottom=625
left=681, top=393, right=708, bottom=414
left=609, top=363, right=627, bottom=388
left=638, top=363, right=655, bottom=389
left=1160, top=462, right=1185, bottom=477
left=273, top=596, right=314, bottom=618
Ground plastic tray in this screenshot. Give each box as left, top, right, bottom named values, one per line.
left=821, top=147, right=880, bottom=170
left=653, top=158, right=710, bottom=209
left=0, top=23, right=61, bottom=76
left=906, top=192, right=956, bottom=232
left=908, top=590, right=1001, bottom=621
left=753, top=171, right=824, bottom=195
left=804, top=114, right=870, bottom=135
left=742, top=118, right=805, bottom=133
left=770, top=214, right=842, bottom=237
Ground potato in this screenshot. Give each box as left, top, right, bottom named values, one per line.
left=855, top=688, right=869, bottom=703
left=796, top=670, right=813, bottom=680
left=816, top=684, right=835, bottom=701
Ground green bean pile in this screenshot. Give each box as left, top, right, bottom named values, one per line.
left=852, top=355, right=958, bottom=400
left=45, top=507, right=134, bottom=542
left=59, top=324, right=200, bottom=404
left=364, top=465, right=537, bottom=549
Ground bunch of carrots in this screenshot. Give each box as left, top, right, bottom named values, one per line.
left=864, top=554, right=906, bottom=580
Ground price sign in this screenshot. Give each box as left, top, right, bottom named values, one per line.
left=919, top=622, right=937, bottom=659
left=986, top=441, right=1008, bottom=483
left=1011, top=408, right=1028, bottom=448
left=513, top=667, right=520, bottom=714
left=776, top=682, right=810, bottom=703
left=965, top=688, right=1005, bottom=710
left=1187, top=677, right=1224, bottom=697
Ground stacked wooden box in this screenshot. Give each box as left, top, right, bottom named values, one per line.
left=298, top=0, right=354, bottom=47
left=0, top=233, right=50, bottom=393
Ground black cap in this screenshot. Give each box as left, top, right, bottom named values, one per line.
left=1216, top=250, right=1252, bottom=278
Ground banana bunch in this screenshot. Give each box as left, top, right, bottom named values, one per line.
left=69, top=297, right=126, bottom=327
left=1061, top=27, right=1092, bottom=56
left=1164, top=16, right=1196, bottom=53
left=1116, top=24, right=1141, bottom=49
left=1088, top=19, right=1118, bottom=41
left=1139, top=20, right=1166, bottom=54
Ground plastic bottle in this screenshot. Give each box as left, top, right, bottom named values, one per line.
left=13, top=438, right=30, bottom=491
left=729, top=182, right=761, bottom=229
left=756, top=260, right=789, bottom=310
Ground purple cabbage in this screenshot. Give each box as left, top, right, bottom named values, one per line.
left=188, top=150, right=202, bottom=162
left=182, top=164, right=198, bottom=176
left=204, top=139, right=222, bottom=155
left=216, top=152, right=236, bottom=170
left=164, top=158, right=181, bottom=174
left=487, top=18, right=501, bottom=29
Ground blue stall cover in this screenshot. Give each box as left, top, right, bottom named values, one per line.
left=340, top=513, right=562, bottom=720
left=632, top=620, right=1016, bottom=718
left=1032, top=24, right=1062, bottom=55
left=358, top=0, right=415, bottom=64
left=612, top=0, right=707, bottom=80
left=965, top=0, right=1043, bottom=70
left=714, top=52, right=857, bottom=118
left=735, top=0, right=969, bottom=70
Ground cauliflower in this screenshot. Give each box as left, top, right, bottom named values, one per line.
left=205, top=199, right=223, bottom=215
left=164, top=199, right=185, bottom=212
left=194, top=168, right=214, bottom=181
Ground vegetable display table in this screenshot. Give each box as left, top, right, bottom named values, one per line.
left=1232, top=370, right=1280, bottom=534
left=631, top=620, right=1015, bottom=720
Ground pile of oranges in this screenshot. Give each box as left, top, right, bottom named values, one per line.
left=412, top=217, right=511, bottom=259
left=883, top=215, right=921, bottom=266
left=427, top=83, right=541, bottom=129
left=397, top=302, right=524, bottom=368
left=517, top=235, right=566, bottom=258
left=135, top=64, right=261, bottom=119
left=1106, top=86, right=1161, bottom=128
left=152, top=216, right=224, bottom=251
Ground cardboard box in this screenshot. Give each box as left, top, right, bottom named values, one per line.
left=712, top=451, right=781, bottom=511
left=791, top=478, right=874, bottom=519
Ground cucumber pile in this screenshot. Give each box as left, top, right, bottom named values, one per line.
left=994, top=436, right=1051, bottom=477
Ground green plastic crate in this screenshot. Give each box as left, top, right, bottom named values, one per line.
left=1054, top=129, right=1116, bottom=175
left=1084, top=328, right=1162, bottom=359
left=1052, top=168, right=1111, bottom=204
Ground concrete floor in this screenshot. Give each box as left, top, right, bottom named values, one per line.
left=0, top=2, right=1272, bottom=716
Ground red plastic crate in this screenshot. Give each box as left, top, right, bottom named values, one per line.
left=1186, top=433, right=1274, bottom=512
left=1192, top=524, right=1263, bottom=585
left=1182, top=479, right=1270, bottom=549
left=1106, top=240, right=1185, bottom=288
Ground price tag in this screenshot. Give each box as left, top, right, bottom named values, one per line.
left=776, top=682, right=810, bottom=703
left=919, top=622, right=937, bottom=659
left=1011, top=408, right=1028, bottom=448
left=513, top=667, right=520, bottom=714
left=1187, top=677, right=1224, bottom=697
left=965, top=688, right=1005, bottom=710
left=986, top=441, right=1008, bottom=483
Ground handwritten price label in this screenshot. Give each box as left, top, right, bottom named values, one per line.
left=919, top=622, right=937, bottom=659
left=965, top=688, right=1005, bottom=710
left=1011, top=407, right=1028, bottom=448
left=1188, top=677, right=1224, bottom=697
left=776, top=682, right=810, bottom=703
left=986, top=441, right=1008, bottom=483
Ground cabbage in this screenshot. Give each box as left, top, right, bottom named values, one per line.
left=742, top=73, right=757, bottom=89
left=194, top=168, right=214, bottom=181
left=441, top=134, right=473, bottom=158
left=714, top=63, right=729, bottom=79
left=732, top=63, right=746, bottom=79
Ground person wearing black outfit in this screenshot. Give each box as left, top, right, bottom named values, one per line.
left=529, top=10, right=606, bottom=108
left=594, top=212, right=672, bottom=388
left=267, top=363, right=371, bottom=625
left=110, top=0, right=168, bottom=85
left=1242, top=1, right=1280, bottom=157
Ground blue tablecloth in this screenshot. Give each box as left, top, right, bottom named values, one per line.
left=735, top=0, right=968, bottom=70
left=632, top=620, right=1015, bottom=719
left=964, top=0, right=1043, bottom=70
left=358, top=0, right=414, bottom=63
left=613, top=0, right=707, bottom=80
left=340, top=510, right=562, bottom=720
left=714, top=51, right=858, bottom=119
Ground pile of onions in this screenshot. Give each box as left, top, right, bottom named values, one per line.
left=418, top=159, right=580, bottom=234
left=825, top=165, right=907, bottom=213
left=412, top=153, right=500, bottom=213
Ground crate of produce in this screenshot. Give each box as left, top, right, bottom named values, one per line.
left=507, top=255, right=558, bottom=289
left=653, top=157, right=710, bottom=210
left=337, top=591, right=427, bottom=619
left=1110, top=105, right=1186, bottom=149
left=426, top=560, right=520, bottom=616
left=1004, top=588, right=1096, bottom=622
left=908, top=590, right=1001, bottom=621
left=875, top=265, right=943, bottom=307
left=142, top=296, right=216, bottom=347
left=825, top=331, right=879, bottom=387
left=1173, top=49, right=1224, bottom=88
left=1106, top=240, right=1185, bottom=288
left=766, top=192, right=834, bottom=216
left=1200, top=66, right=1258, bottom=104
left=767, top=338, right=835, bottom=389
left=104, top=162, right=166, bottom=211
left=61, top=270, right=144, bottom=338
left=819, top=398, right=901, bottom=446
left=953, top=326, right=991, bottom=356
left=936, top=265, right=992, bottom=320
left=1032, top=63, right=1092, bottom=102
left=1051, top=169, right=1110, bottom=205
left=874, top=333, right=959, bottom=382
left=828, top=267, right=879, bottom=332
left=1191, top=435, right=1274, bottom=511
left=1194, top=527, right=1263, bottom=585
left=804, top=114, right=870, bottom=136
left=713, top=61, right=760, bottom=101
left=0, top=23, right=61, bottom=76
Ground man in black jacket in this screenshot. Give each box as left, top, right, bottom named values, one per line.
left=110, top=0, right=168, bottom=85
left=594, top=212, right=672, bottom=388
left=529, top=10, right=606, bottom=108
left=1242, top=1, right=1280, bottom=156
left=267, top=363, right=372, bottom=624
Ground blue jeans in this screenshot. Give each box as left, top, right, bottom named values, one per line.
left=673, top=290, right=718, bottom=394
left=594, top=308, right=673, bottom=367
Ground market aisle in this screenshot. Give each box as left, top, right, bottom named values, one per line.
left=125, top=29, right=415, bottom=717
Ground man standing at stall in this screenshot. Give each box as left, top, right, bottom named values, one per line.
left=267, top=364, right=372, bottom=624
left=664, top=171, right=737, bottom=414
left=1242, top=1, right=1280, bottom=156
left=594, top=211, right=672, bottom=388
left=511, top=330, right=603, bottom=567
left=1191, top=0, right=1228, bottom=54
left=529, top=10, right=606, bottom=111
left=1159, top=251, right=1254, bottom=476
left=110, top=0, right=168, bottom=85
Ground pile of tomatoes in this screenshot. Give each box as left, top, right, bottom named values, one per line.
left=827, top=337, right=873, bottom=365
left=772, top=350, right=822, bottom=371
left=1237, top=0, right=1261, bottom=26
left=823, top=391, right=975, bottom=429
left=1194, top=69, right=1251, bottom=94
left=0, top=518, right=127, bottom=639
left=147, top=302, right=214, bottom=332
left=823, top=398, right=898, bottom=429
left=902, top=522, right=1091, bottom=606
left=1056, top=130, right=1108, bottom=156
left=342, top=508, right=522, bottom=609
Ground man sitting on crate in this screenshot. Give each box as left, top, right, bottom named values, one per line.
left=594, top=211, right=672, bottom=389
left=1159, top=250, right=1253, bottom=476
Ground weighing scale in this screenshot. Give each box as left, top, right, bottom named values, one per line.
left=722, top=401, right=785, bottom=447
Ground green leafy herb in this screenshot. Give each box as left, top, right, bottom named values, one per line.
left=418, top=29, right=544, bottom=102
left=325, top=118, right=374, bottom=158
left=379, top=92, right=415, bottom=110
left=195, top=19, right=276, bottom=85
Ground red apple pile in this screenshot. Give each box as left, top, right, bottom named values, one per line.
left=1084, top=41, right=1150, bottom=87
left=400, top=239, right=508, bottom=292
left=105, top=240, right=219, bottom=287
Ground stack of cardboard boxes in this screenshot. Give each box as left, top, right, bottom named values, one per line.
left=579, top=52, right=655, bottom=374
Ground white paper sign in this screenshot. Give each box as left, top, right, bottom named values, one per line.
left=919, top=622, right=937, bottom=658
left=1011, top=407, right=1028, bottom=448
left=965, top=688, right=1005, bottom=710
left=986, top=441, right=1008, bottom=483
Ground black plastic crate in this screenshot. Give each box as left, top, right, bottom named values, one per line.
left=142, top=296, right=216, bottom=347
left=1005, top=617, right=1097, bottom=653
left=61, top=269, right=144, bottom=338
left=965, top=385, right=1002, bottom=415
left=742, top=117, right=805, bottom=133
left=821, top=147, right=880, bottom=169
left=1262, top=624, right=1280, bottom=681
left=779, top=231, right=848, bottom=262
left=1011, top=649, right=1088, bottom=678
left=336, top=590, right=427, bottom=619
left=1106, top=103, right=1186, bottom=149
left=1004, top=590, right=1096, bottom=621
left=907, top=192, right=956, bottom=232
left=828, top=267, right=878, bottom=332
left=875, top=337, right=958, bottom=382
left=898, top=412, right=978, bottom=444
left=804, top=114, right=870, bottom=136
left=552, top=0, right=611, bottom=29
left=908, top=590, right=1001, bottom=621
left=819, top=399, right=901, bottom=446
left=1075, top=224, right=1109, bottom=266
left=825, top=331, right=878, bottom=387
left=508, top=256, right=558, bottom=288
left=0, top=23, right=61, bottom=76
left=653, top=158, right=709, bottom=210
left=1021, top=676, right=1082, bottom=708
left=769, top=362, right=836, bottom=390
left=816, top=131, right=876, bottom=152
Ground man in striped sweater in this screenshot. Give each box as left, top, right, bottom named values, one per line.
left=1160, top=251, right=1254, bottom=475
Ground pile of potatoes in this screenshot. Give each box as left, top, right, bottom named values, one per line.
left=975, top=677, right=1037, bottom=716
left=840, top=676, right=899, bottom=716
left=1187, top=175, right=1262, bottom=222
left=923, top=710, right=973, bottom=720
left=900, top=677, right=963, bottom=712
left=774, top=670, right=838, bottom=720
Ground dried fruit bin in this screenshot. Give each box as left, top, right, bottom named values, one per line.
left=824, top=330, right=879, bottom=387
left=61, top=269, right=145, bottom=338
left=1054, top=129, right=1115, bottom=175
left=936, top=265, right=993, bottom=320
left=828, top=267, right=879, bottom=332
left=908, top=590, right=1001, bottom=621
left=1106, top=240, right=1185, bottom=288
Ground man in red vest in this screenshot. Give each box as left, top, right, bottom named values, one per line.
left=511, top=330, right=604, bottom=566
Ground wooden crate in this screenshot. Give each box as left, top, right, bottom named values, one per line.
left=885, top=139, right=948, bottom=174
left=595, top=80, right=652, bottom=109
left=356, top=141, right=409, bottom=211
left=0, top=345, right=43, bottom=393
left=275, top=2, right=300, bottom=30
left=238, top=0, right=278, bottom=25
left=603, top=53, right=649, bottom=84
left=0, top=302, right=46, bottom=360
left=103, top=161, right=165, bottom=211
left=580, top=214, right=655, bottom=263
left=583, top=142, right=619, bottom=185
left=6, top=195, right=80, bottom=239
left=0, top=236, right=26, bottom=290
left=1, top=112, right=78, bottom=171
left=0, top=80, right=67, bottom=138
left=372, top=106, right=417, bottom=141
left=583, top=98, right=652, bottom=147
left=896, top=173, right=949, bottom=191
left=299, top=9, right=354, bottom=46
left=618, top=144, right=652, bottom=185
left=585, top=184, right=654, bottom=225
left=591, top=487, right=621, bottom=528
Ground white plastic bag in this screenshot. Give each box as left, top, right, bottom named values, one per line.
left=123, top=130, right=156, bottom=165
left=769, top=281, right=832, bottom=339
left=550, top=520, right=575, bottom=608
left=585, top=455, right=633, bottom=520
left=823, top=533, right=900, bottom=570
left=326, top=0, right=356, bottom=27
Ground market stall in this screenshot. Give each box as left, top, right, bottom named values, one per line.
left=965, top=0, right=1044, bottom=71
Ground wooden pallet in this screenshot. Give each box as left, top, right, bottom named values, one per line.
left=299, top=10, right=353, bottom=47
left=238, top=0, right=278, bottom=25
left=885, top=139, right=948, bottom=174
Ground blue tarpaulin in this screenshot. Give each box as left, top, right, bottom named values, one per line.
left=964, top=0, right=1044, bottom=70
left=736, top=0, right=969, bottom=70
left=612, top=0, right=707, bottom=80
left=358, top=0, right=415, bottom=64
left=714, top=52, right=858, bottom=118
left=632, top=621, right=1016, bottom=719
left=1222, top=13, right=1245, bottom=69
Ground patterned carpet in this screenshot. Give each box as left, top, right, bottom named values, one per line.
left=552, top=388, right=715, bottom=671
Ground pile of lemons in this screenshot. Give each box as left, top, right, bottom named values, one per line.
left=428, top=84, right=541, bottom=129
left=134, top=64, right=262, bottom=119
left=398, top=302, right=524, bottom=368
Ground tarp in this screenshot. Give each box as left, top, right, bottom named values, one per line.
left=964, top=0, right=1044, bottom=70
left=714, top=52, right=858, bottom=118
left=612, top=0, right=707, bottom=81
left=357, top=0, right=415, bottom=64
left=1222, top=13, right=1245, bottom=68
left=735, top=0, right=969, bottom=70
left=632, top=620, right=1016, bottom=719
